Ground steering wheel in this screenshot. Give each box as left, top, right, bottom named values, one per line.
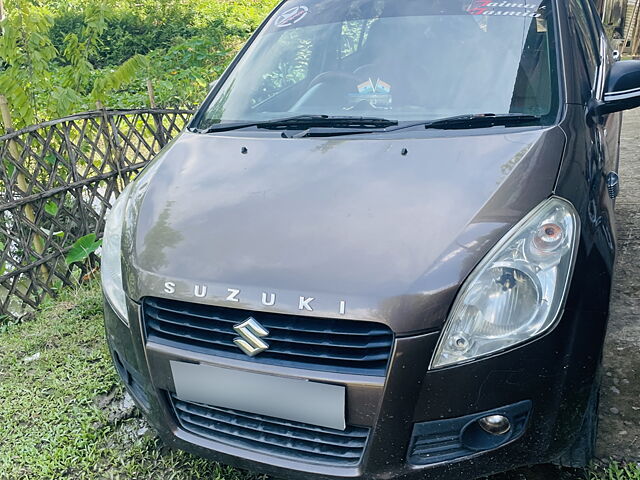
left=306, top=71, right=362, bottom=90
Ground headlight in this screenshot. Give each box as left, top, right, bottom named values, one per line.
left=430, top=197, right=580, bottom=369
left=101, top=184, right=133, bottom=323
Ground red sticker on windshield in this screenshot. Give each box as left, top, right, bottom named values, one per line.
left=274, top=6, right=309, bottom=28
left=467, top=1, right=544, bottom=17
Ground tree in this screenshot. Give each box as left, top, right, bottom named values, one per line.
left=0, top=0, right=57, bottom=127
left=0, top=0, right=146, bottom=130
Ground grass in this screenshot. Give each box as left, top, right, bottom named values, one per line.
left=0, top=281, right=638, bottom=479
left=590, top=462, right=640, bottom=480
left=0, top=281, right=262, bottom=480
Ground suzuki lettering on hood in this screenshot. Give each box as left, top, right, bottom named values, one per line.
left=163, top=281, right=347, bottom=315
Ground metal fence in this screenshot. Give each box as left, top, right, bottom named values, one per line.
left=0, top=108, right=193, bottom=320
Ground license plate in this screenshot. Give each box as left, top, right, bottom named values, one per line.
left=170, top=361, right=346, bottom=430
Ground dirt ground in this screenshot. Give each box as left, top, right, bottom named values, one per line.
left=597, top=107, right=640, bottom=461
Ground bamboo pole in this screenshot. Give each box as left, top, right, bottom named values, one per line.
left=633, top=5, right=640, bottom=57
left=0, top=94, right=48, bottom=278
left=147, top=78, right=166, bottom=147
left=0, top=0, right=5, bottom=36
left=146, top=78, right=157, bottom=109
left=622, top=0, right=640, bottom=56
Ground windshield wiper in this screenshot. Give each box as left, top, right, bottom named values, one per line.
left=192, top=115, right=398, bottom=134
left=192, top=113, right=539, bottom=135
left=420, top=113, right=542, bottom=130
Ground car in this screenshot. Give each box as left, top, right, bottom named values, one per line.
left=101, top=0, right=640, bottom=478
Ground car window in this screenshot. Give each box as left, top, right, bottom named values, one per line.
left=568, top=0, right=601, bottom=86
left=197, top=0, right=560, bottom=128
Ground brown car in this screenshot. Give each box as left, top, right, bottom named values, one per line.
left=102, top=0, right=640, bottom=478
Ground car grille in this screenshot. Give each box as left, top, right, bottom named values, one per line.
left=142, top=297, right=394, bottom=376
left=168, top=392, right=369, bottom=466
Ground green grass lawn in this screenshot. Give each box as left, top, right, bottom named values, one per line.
left=0, top=282, right=261, bottom=480
left=590, top=463, right=640, bottom=480
left=0, top=281, right=638, bottom=479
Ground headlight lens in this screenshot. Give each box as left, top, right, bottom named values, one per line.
left=431, top=197, right=580, bottom=369
left=101, top=185, right=132, bottom=323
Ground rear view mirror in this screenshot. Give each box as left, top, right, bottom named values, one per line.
left=597, top=60, right=640, bottom=115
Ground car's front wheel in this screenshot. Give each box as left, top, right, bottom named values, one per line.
left=555, top=372, right=601, bottom=468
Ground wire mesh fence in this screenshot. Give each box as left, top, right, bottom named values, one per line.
left=0, top=108, right=194, bottom=320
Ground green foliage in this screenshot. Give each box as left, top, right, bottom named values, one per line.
left=0, top=0, right=57, bottom=126
left=50, top=1, right=198, bottom=68
left=65, top=233, right=102, bottom=265
left=91, top=54, right=150, bottom=103
left=44, top=200, right=59, bottom=216
left=0, top=0, right=279, bottom=129
left=60, top=4, right=108, bottom=90
left=590, top=462, right=640, bottom=480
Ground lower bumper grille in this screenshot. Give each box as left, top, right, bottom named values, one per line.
left=168, top=392, right=369, bottom=466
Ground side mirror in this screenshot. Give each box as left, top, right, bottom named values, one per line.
left=596, top=60, right=640, bottom=115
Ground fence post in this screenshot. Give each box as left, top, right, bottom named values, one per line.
left=633, top=10, right=640, bottom=57
left=622, top=1, right=640, bottom=56
left=0, top=94, right=48, bottom=278
left=146, top=79, right=157, bottom=109
left=96, top=101, right=127, bottom=194
left=147, top=79, right=166, bottom=147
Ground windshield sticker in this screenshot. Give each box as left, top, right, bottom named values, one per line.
left=274, top=5, right=309, bottom=28
left=357, top=79, right=375, bottom=94
left=357, top=78, right=391, bottom=95
left=350, top=78, right=392, bottom=109
left=375, top=79, right=391, bottom=94
left=468, top=1, right=545, bottom=18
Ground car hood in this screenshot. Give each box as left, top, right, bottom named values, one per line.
left=125, top=128, right=565, bottom=334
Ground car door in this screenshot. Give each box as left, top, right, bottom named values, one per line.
left=568, top=0, right=620, bottom=253
left=586, top=0, right=623, bottom=181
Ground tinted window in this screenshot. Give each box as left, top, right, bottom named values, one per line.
left=569, top=0, right=600, bottom=84
left=197, top=0, right=560, bottom=128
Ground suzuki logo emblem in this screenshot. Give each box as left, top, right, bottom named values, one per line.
left=233, top=317, right=270, bottom=357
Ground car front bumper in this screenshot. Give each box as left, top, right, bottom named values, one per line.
left=103, top=295, right=607, bottom=480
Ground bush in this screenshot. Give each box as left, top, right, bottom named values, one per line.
left=0, top=0, right=280, bottom=128
left=49, top=2, right=198, bottom=68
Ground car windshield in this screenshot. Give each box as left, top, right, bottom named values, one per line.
left=195, top=0, right=559, bottom=130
